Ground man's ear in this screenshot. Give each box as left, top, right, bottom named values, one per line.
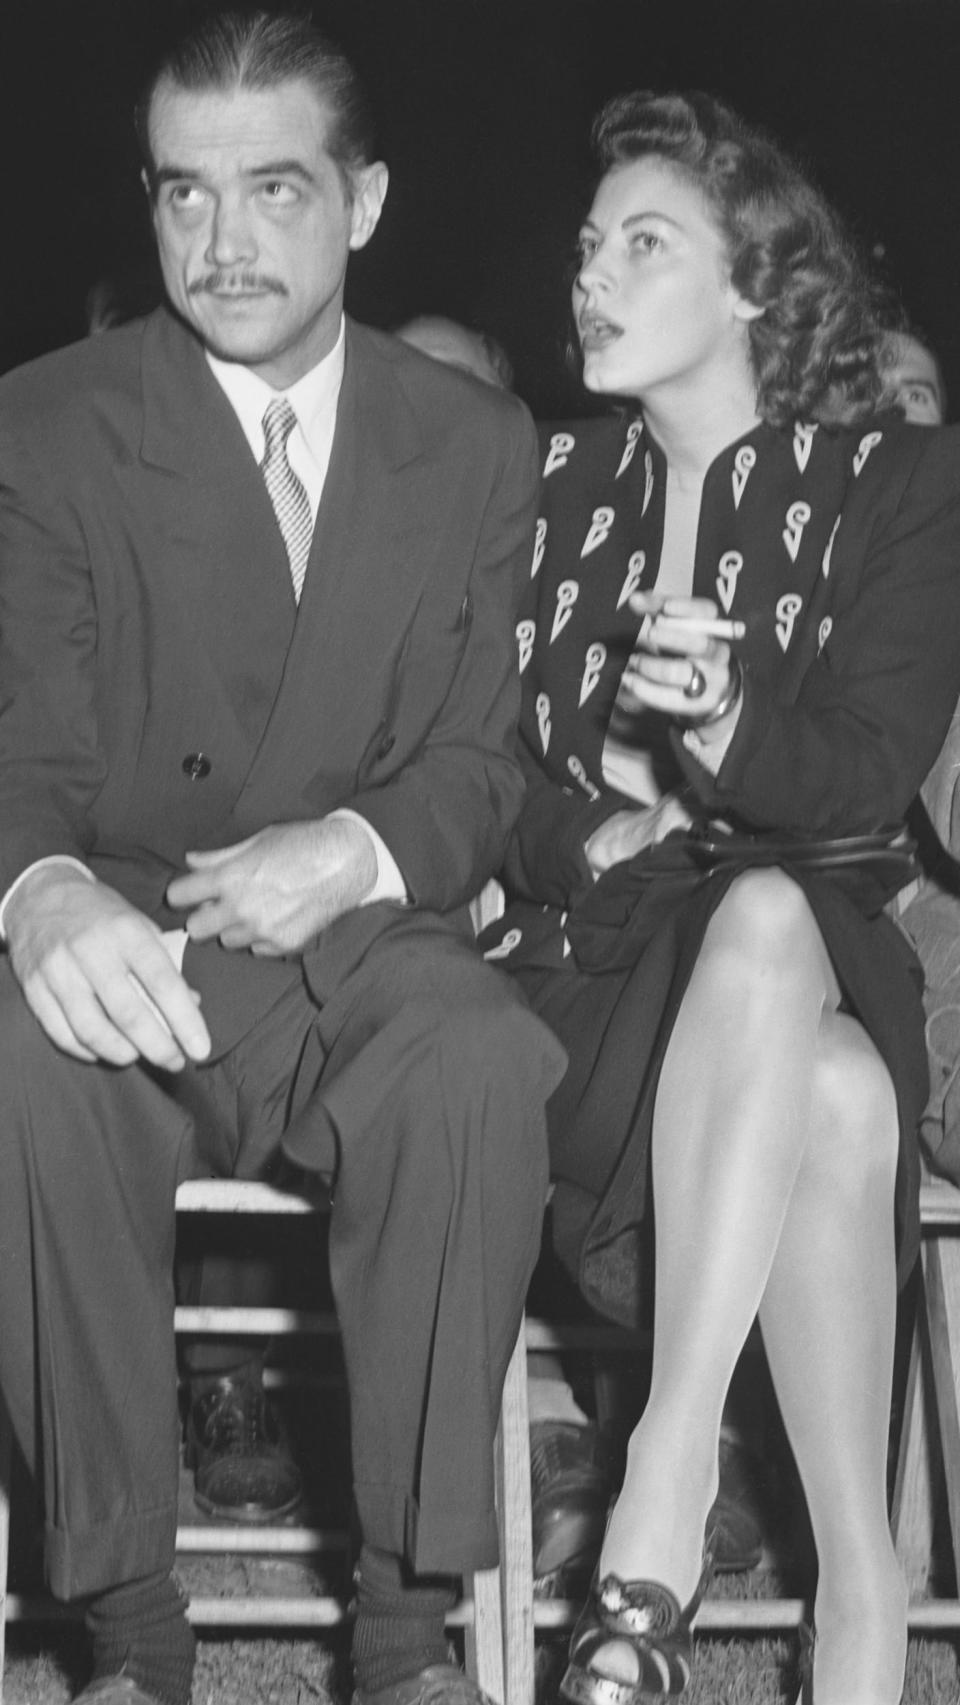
left=349, top=161, right=389, bottom=252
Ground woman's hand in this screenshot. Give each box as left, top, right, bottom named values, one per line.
left=619, top=593, right=743, bottom=735
left=585, top=792, right=696, bottom=876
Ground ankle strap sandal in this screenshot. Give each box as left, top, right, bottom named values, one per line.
left=559, top=1554, right=713, bottom=1705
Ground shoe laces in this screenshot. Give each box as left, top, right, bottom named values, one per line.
left=195, top=1381, right=270, bottom=1454
left=529, top=1423, right=603, bottom=1498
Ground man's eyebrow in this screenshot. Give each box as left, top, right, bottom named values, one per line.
left=153, top=165, right=200, bottom=187
left=248, top=159, right=317, bottom=185
left=153, top=159, right=317, bottom=187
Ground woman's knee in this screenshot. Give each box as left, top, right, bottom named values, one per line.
left=809, top=1013, right=899, bottom=1186
left=700, top=869, right=838, bottom=1001
left=711, top=868, right=821, bottom=959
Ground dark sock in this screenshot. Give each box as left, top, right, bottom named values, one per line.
left=85, top=1570, right=196, bottom=1705
left=352, top=1544, right=456, bottom=1695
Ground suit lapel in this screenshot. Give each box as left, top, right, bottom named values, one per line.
left=135, top=311, right=297, bottom=747
left=235, top=323, right=431, bottom=816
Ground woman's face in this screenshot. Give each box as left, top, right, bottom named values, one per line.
left=572, top=155, right=757, bottom=401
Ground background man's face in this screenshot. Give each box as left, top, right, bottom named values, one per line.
left=884, top=332, right=945, bottom=425
left=147, top=78, right=386, bottom=387
left=396, top=317, right=508, bottom=388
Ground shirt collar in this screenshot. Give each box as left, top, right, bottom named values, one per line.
left=205, top=316, right=346, bottom=464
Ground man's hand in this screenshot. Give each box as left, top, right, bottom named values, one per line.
left=585, top=794, right=695, bottom=877
left=167, top=818, right=379, bottom=956
left=5, top=865, right=211, bottom=1069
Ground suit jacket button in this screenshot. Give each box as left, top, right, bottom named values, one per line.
left=182, top=752, right=211, bottom=781
left=377, top=734, right=396, bottom=759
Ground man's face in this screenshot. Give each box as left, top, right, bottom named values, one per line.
left=884, top=333, right=945, bottom=426
left=397, top=318, right=507, bottom=388
left=147, top=78, right=387, bottom=387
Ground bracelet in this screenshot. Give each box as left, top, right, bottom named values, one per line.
left=690, top=654, right=744, bottom=727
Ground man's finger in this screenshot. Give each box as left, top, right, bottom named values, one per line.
left=167, top=867, right=225, bottom=909
left=25, top=962, right=142, bottom=1067
left=73, top=932, right=211, bottom=1065
left=23, top=979, right=101, bottom=1064
left=217, top=923, right=257, bottom=951
left=182, top=835, right=259, bottom=869
left=182, top=900, right=234, bottom=943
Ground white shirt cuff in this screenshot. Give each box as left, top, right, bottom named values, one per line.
left=326, top=809, right=409, bottom=905
left=0, top=855, right=95, bottom=941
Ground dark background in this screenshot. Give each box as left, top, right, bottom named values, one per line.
left=3, top=0, right=960, bottom=417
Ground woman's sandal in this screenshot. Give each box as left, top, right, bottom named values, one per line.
left=559, top=1554, right=714, bottom=1705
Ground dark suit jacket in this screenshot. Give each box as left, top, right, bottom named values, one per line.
left=0, top=308, right=540, bottom=1051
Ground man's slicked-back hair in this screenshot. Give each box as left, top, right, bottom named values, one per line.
left=136, top=8, right=379, bottom=196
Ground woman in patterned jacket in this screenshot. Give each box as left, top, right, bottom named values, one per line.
left=483, top=93, right=960, bottom=1704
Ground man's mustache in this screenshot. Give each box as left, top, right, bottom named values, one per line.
left=189, top=273, right=288, bottom=296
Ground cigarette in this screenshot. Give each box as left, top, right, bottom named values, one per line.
left=656, top=615, right=746, bottom=641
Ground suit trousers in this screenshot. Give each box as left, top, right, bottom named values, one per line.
left=0, top=908, right=562, bottom=1599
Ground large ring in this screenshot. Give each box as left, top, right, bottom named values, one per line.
left=683, top=663, right=707, bottom=700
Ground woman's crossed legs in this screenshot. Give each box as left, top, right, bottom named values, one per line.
left=595, top=868, right=905, bottom=1704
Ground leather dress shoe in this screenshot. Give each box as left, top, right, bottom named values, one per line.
left=530, top=1420, right=610, bottom=1590
left=351, top=1662, right=496, bottom=1705
left=530, top=1421, right=766, bottom=1591
left=74, top=1677, right=164, bottom=1704
left=795, top=1621, right=815, bottom=1704
left=707, top=1433, right=765, bottom=1573
left=185, top=1371, right=302, bottom=1522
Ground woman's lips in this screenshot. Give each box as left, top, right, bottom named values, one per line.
left=579, top=315, right=623, bottom=351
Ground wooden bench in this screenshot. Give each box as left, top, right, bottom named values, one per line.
left=892, top=1174, right=960, bottom=1609
left=5, top=1174, right=960, bottom=1705
left=0, top=1179, right=534, bottom=1705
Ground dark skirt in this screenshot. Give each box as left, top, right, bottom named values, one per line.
left=484, top=850, right=928, bottom=1329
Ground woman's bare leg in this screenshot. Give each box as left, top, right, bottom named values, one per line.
left=599, top=871, right=838, bottom=1604
left=589, top=869, right=905, bottom=1697
left=759, top=1013, right=906, bottom=1704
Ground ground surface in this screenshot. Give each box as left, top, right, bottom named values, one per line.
left=5, top=1262, right=958, bottom=1701
left=6, top=1552, right=960, bottom=1703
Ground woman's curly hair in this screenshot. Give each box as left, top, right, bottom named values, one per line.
left=591, top=91, right=893, bottom=428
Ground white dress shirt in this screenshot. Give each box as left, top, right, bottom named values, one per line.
left=205, top=319, right=345, bottom=525
left=0, top=317, right=407, bottom=948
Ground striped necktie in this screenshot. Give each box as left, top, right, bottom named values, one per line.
left=260, top=397, right=313, bottom=603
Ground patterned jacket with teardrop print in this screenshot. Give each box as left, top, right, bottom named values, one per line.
left=503, top=411, right=960, bottom=912
left=482, top=409, right=960, bottom=1313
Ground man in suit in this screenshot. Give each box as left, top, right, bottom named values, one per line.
left=0, top=12, right=565, bottom=1704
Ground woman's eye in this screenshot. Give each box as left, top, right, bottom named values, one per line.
left=631, top=230, right=661, bottom=255
left=576, top=236, right=599, bottom=264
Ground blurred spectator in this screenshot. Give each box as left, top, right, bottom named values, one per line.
left=887, top=328, right=960, bottom=1185
left=395, top=314, right=514, bottom=389
left=84, top=258, right=164, bottom=335
left=882, top=327, right=947, bottom=425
